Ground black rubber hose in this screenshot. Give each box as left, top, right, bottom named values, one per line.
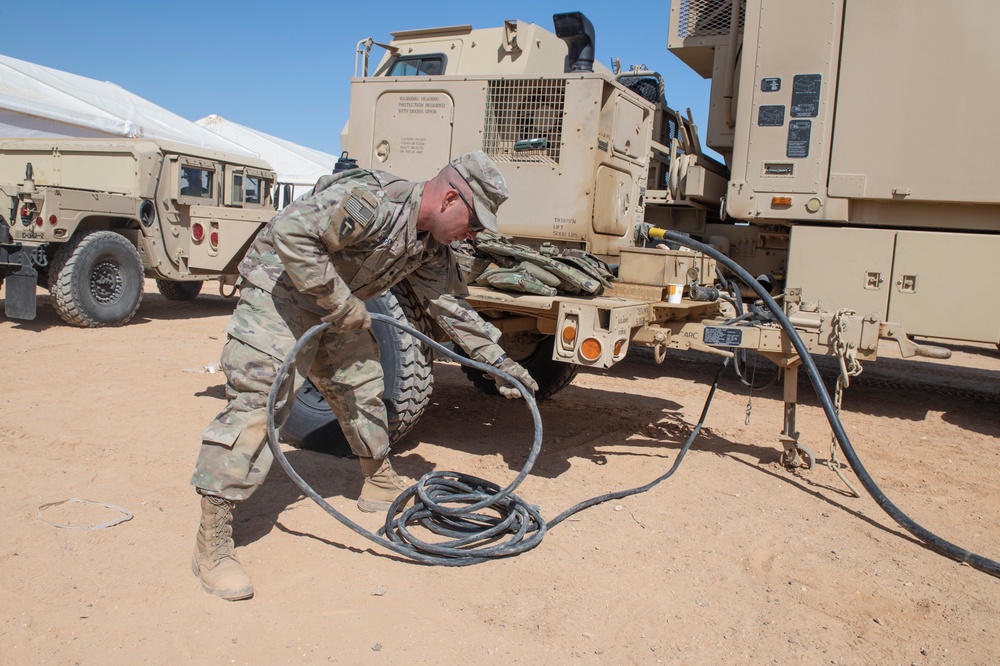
left=548, top=357, right=730, bottom=529
left=662, top=230, right=1000, bottom=578
left=265, top=313, right=546, bottom=566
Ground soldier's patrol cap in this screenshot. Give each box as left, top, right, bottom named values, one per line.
left=450, top=150, right=508, bottom=233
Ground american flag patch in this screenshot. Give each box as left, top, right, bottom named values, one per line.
left=344, top=195, right=374, bottom=226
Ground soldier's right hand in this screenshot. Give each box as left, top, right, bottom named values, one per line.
left=322, top=295, right=371, bottom=331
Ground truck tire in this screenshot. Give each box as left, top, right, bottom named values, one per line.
left=48, top=230, right=144, bottom=328
left=156, top=279, right=203, bottom=301
left=458, top=333, right=579, bottom=400
left=281, top=286, right=435, bottom=456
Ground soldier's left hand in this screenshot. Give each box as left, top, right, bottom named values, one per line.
left=494, top=357, right=538, bottom=399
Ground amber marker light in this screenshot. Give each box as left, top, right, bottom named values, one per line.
left=580, top=337, right=602, bottom=362
left=771, top=196, right=792, bottom=207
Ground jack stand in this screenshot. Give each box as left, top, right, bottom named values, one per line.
left=776, top=357, right=814, bottom=469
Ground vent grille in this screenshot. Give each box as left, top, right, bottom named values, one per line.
left=483, top=79, right=566, bottom=164
left=677, top=0, right=745, bottom=38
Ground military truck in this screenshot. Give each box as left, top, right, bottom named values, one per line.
left=303, top=4, right=1000, bottom=463
left=0, top=138, right=276, bottom=327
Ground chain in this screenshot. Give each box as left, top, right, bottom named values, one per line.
left=744, top=352, right=758, bottom=425
left=829, top=310, right=862, bottom=497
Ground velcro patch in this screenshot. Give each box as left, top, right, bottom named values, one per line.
left=340, top=192, right=377, bottom=239
left=344, top=195, right=375, bottom=225
left=325, top=187, right=380, bottom=249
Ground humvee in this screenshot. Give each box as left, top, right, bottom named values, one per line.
left=0, top=137, right=276, bottom=327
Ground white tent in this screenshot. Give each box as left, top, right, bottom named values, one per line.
left=0, top=54, right=254, bottom=156
left=0, top=54, right=339, bottom=205
left=196, top=114, right=337, bottom=203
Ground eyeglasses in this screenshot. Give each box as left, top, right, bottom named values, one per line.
left=450, top=165, right=485, bottom=232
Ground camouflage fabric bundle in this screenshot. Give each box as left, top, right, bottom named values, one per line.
left=460, top=232, right=615, bottom=296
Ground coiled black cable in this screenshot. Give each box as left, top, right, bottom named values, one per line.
left=265, top=314, right=546, bottom=565
left=662, top=230, right=1000, bottom=579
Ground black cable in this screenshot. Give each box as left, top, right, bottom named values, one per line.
left=662, top=230, right=1000, bottom=579
left=720, top=277, right=780, bottom=390
left=266, top=313, right=547, bottom=566
left=548, top=357, right=729, bottom=529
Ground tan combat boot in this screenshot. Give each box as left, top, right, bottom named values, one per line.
left=192, top=494, right=254, bottom=600
left=357, top=457, right=413, bottom=513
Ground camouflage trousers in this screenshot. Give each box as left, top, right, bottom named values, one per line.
left=191, top=286, right=388, bottom=500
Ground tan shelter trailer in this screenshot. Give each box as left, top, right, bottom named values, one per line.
left=669, top=0, right=1000, bottom=344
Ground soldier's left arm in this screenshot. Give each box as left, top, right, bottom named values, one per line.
left=403, top=247, right=506, bottom=364
left=271, top=182, right=381, bottom=314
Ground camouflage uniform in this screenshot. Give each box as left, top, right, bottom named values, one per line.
left=192, top=166, right=506, bottom=500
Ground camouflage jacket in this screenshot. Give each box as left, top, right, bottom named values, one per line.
left=235, top=168, right=503, bottom=363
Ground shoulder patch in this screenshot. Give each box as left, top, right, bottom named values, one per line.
left=324, top=186, right=381, bottom=248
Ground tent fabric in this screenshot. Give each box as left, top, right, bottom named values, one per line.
left=196, top=114, right=337, bottom=197
left=0, top=54, right=254, bottom=156
left=0, top=54, right=339, bottom=199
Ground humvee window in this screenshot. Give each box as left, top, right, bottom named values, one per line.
left=231, top=173, right=244, bottom=204
left=244, top=176, right=261, bottom=204
left=388, top=55, right=446, bottom=76
left=181, top=167, right=213, bottom=198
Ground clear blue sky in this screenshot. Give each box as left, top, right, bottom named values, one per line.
left=1, top=1, right=712, bottom=157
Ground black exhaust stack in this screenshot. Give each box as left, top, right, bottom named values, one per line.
left=553, top=12, right=595, bottom=73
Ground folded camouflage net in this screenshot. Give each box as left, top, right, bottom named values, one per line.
left=458, top=231, right=615, bottom=297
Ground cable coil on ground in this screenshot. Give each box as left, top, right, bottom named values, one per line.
left=266, top=314, right=548, bottom=566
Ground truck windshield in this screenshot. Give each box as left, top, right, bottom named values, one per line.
left=387, top=55, right=446, bottom=76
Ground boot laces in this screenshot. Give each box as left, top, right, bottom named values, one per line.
left=205, top=498, right=238, bottom=560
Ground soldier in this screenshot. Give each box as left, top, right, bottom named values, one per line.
left=190, top=151, right=537, bottom=600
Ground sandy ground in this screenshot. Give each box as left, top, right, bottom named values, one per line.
left=2, top=279, right=999, bottom=665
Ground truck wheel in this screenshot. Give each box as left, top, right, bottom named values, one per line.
left=156, top=279, right=203, bottom=301
left=281, top=286, right=435, bottom=456
left=48, top=230, right=144, bottom=327
left=458, top=332, right=579, bottom=400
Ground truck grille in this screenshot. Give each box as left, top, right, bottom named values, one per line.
left=677, top=0, right=745, bottom=38
left=483, top=79, right=565, bottom=164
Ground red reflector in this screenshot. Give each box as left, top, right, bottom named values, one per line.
left=36, top=216, right=44, bottom=226
left=49, top=214, right=58, bottom=225
left=192, top=223, right=205, bottom=242
left=210, top=231, right=219, bottom=248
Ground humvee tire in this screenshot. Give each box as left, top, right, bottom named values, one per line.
left=156, top=279, right=203, bottom=301
left=281, top=285, right=434, bottom=456
left=459, top=332, right=579, bottom=400
left=48, top=230, right=144, bottom=327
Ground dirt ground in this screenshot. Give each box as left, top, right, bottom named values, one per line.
left=2, top=280, right=999, bottom=665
